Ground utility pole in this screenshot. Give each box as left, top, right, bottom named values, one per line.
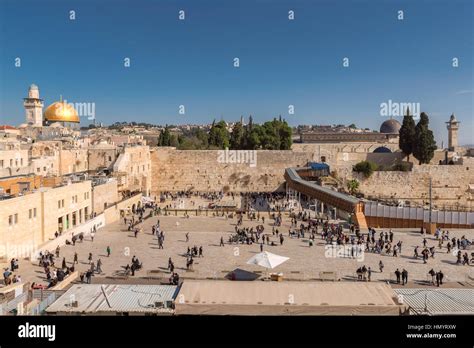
left=429, top=177, right=432, bottom=225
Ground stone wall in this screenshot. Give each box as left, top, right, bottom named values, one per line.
left=150, top=147, right=473, bottom=210
left=92, top=179, right=119, bottom=214
left=103, top=193, right=142, bottom=224
left=354, top=158, right=474, bottom=210
left=151, top=148, right=314, bottom=194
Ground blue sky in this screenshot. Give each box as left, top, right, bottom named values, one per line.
left=0, top=0, right=472, bottom=145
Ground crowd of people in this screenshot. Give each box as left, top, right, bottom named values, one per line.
left=7, top=191, right=471, bottom=290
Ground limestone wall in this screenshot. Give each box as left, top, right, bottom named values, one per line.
left=354, top=159, right=474, bottom=210
left=151, top=148, right=314, bottom=194
left=103, top=193, right=142, bottom=224
left=92, top=179, right=119, bottom=214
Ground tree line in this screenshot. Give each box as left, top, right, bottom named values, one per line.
left=158, top=116, right=293, bottom=150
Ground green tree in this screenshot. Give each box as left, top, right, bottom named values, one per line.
left=399, top=108, right=416, bottom=162
left=169, top=134, right=179, bottom=147
left=208, top=120, right=230, bottom=149
left=347, top=179, right=360, bottom=195
left=230, top=122, right=244, bottom=149
left=157, top=125, right=171, bottom=146
left=353, top=160, right=378, bottom=178
left=413, top=112, right=437, bottom=164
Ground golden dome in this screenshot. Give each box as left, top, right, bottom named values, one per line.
left=44, top=100, right=80, bottom=123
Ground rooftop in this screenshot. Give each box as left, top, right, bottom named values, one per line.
left=46, top=284, right=179, bottom=314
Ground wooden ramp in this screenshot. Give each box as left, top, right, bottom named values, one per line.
left=354, top=211, right=368, bottom=230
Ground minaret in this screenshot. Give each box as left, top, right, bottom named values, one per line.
left=23, top=84, right=44, bottom=126
left=446, top=114, right=460, bottom=151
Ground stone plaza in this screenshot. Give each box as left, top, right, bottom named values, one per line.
left=9, top=199, right=473, bottom=287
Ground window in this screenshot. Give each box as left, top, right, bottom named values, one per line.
left=14, top=214, right=18, bottom=224
left=37, top=168, right=40, bottom=173
left=21, top=159, right=23, bottom=166
left=10, top=159, right=13, bottom=167
left=142, top=165, right=145, bottom=171
left=58, top=200, right=61, bottom=209
left=34, top=208, right=37, bottom=218
left=0, top=160, right=3, bottom=168
left=8, top=215, right=13, bottom=225
left=29, top=209, right=32, bottom=219
left=108, top=156, right=112, bottom=161
left=43, top=166, right=46, bottom=171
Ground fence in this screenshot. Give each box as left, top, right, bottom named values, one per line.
left=27, top=292, right=58, bottom=315
left=364, top=202, right=474, bottom=228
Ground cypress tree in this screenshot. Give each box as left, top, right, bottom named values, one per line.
left=399, top=108, right=416, bottom=162
left=413, top=112, right=437, bottom=164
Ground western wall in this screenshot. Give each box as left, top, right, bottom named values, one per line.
left=150, top=147, right=314, bottom=193
left=150, top=147, right=474, bottom=210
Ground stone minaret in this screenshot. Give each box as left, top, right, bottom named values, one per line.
left=446, top=114, right=460, bottom=151
left=23, top=84, right=44, bottom=126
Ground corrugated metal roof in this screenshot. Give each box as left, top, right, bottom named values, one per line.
left=46, top=284, right=179, bottom=314
left=394, top=288, right=474, bottom=315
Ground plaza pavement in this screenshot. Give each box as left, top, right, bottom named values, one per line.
left=5, top=208, right=474, bottom=287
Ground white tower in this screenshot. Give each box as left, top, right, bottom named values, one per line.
left=23, top=84, right=44, bottom=126
left=446, top=114, right=460, bottom=151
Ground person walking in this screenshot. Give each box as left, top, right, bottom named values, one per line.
left=88, top=253, right=92, bottom=264
left=185, top=233, right=189, bottom=243
left=85, top=270, right=92, bottom=284
left=379, top=260, right=384, bottom=273
left=395, top=269, right=401, bottom=284
left=96, top=259, right=102, bottom=274
left=220, top=236, right=224, bottom=247
left=402, top=269, right=408, bottom=285
left=106, top=246, right=111, bottom=257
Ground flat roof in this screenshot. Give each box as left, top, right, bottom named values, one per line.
left=176, top=281, right=404, bottom=315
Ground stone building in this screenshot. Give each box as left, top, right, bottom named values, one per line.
left=300, top=119, right=401, bottom=144
left=113, top=144, right=151, bottom=196
left=0, top=180, right=93, bottom=259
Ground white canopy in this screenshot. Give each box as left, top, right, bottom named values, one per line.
left=246, top=251, right=289, bottom=269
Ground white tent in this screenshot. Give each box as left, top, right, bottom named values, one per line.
left=246, top=251, right=289, bottom=269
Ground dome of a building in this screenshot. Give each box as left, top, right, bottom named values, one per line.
left=44, top=101, right=79, bottom=123
left=380, top=119, right=401, bottom=134
left=29, top=84, right=38, bottom=90
left=373, top=146, right=392, bottom=153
